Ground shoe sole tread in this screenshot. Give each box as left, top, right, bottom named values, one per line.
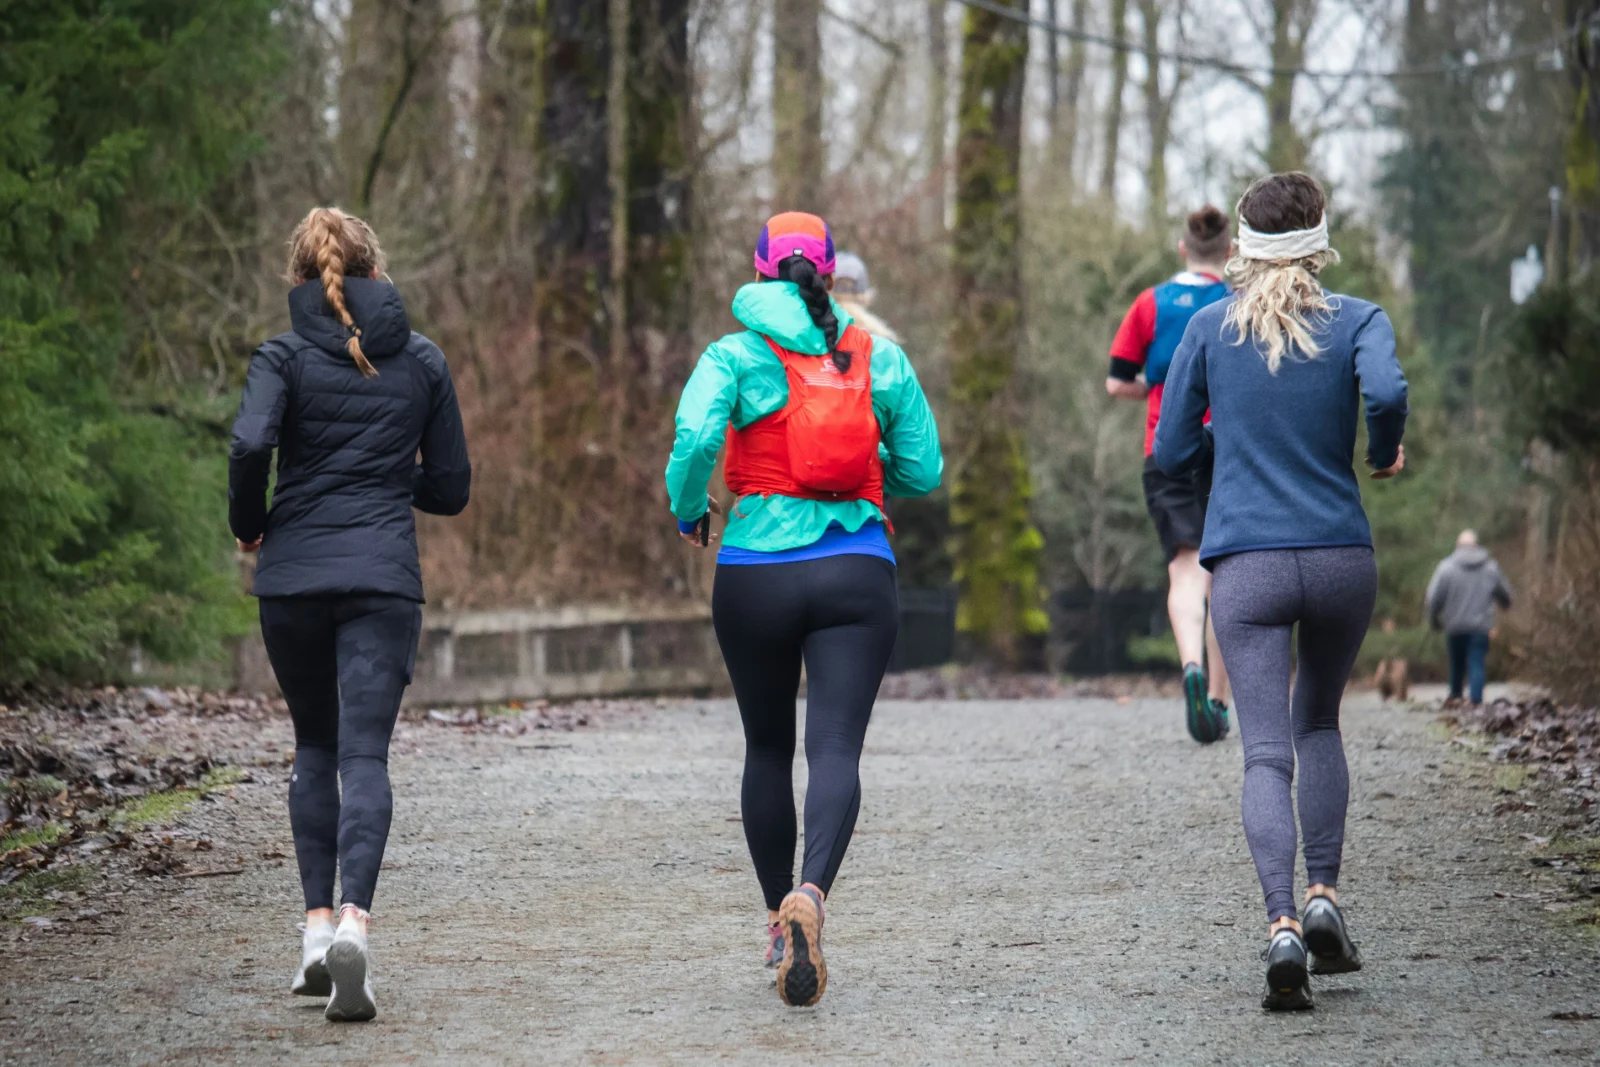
left=323, top=940, right=376, bottom=1022
left=775, top=893, right=826, bottom=1007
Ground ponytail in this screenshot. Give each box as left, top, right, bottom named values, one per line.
left=776, top=254, right=849, bottom=372
left=285, top=207, right=387, bottom=379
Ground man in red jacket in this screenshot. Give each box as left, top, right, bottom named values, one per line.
left=1106, top=206, right=1233, bottom=743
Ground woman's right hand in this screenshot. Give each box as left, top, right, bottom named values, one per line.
left=237, top=536, right=263, bottom=553
left=1369, top=445, right=1405, bottom=480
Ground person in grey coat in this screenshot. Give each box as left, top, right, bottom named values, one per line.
left=1425, top=530, right=1512, bottom=705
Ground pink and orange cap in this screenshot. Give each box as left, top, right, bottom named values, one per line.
left=754, top=211, right=836, bottom=278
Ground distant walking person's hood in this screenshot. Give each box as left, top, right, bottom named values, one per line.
left=731, top=281, right=855, bottom=353
left=1451, top=545, right=1492, bottom=569
left=289, top=277, right=412, bottom=360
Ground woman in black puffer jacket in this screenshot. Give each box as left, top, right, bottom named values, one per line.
left=229, top=207, right=470, bottom=1022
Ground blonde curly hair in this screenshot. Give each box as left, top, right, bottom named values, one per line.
left=1222, top=173, right=1340, bottom=374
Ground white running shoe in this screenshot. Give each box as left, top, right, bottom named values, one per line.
left=323, top=908, right=377, bottom=1022
left=290, top=920, right=334, bottom=997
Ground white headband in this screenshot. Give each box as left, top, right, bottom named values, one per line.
left=1236, top=213, right=1329, bottom=261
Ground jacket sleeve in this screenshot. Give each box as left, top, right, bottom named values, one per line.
left=665, top=342, right=739, bottom=522
left=874, top=341, right=943, bottom=498
left=1152, top=326, right=1210, bottom=477
left=1424, top=562, right=1447, bottom=630
left=227, top=346, right=290, bottom=543
left=1353, top=308, right=1408, bottom=470
left=412, top=351, right=472, bottom=516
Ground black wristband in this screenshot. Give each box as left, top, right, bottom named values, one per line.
left=1109, top=357, right=1141, bottom=382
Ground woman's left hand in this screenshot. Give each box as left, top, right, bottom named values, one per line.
left=237, top=536, right=263, bottom=553
left=678, top=496, right=725, bottom=547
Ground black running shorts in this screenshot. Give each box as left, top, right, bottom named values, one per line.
left=1142, top=455, right=1210, bottom=563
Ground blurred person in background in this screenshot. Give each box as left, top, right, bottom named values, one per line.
left=1107, top=207, right=1235, bottom=744
left=831, top=251, right=899, bottom=342
left=1425, top=530, right=1512, bottom=706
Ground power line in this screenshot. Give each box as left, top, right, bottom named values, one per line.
left=947, top=0, right=1577, bottom=81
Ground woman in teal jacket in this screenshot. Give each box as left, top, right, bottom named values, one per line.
left=667, top=212, right=942, bottom=1007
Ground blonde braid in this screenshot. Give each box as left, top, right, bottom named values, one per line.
left=286, top=207, right=386, bottom=378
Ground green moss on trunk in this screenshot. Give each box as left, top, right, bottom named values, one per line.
left=948, top=0, right=1047, bottom=666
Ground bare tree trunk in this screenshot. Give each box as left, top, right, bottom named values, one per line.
left=606, top=0, right=630, bottom=449
left=340, top=0, right=451, bottom=213
left=1263, top=0, right=1310, bottom=172
left=1061, top=0, right=1089, bottom=183
left=950, top=0, right=1046, bottom=665
left=1139, top=0, right=1183, bottom=226
left=925, top=0, right=949, bottom=231
left=772, top=0, right=824, bottom=211
left=1100, top=0, right=1129, bottom=199
left=1045, top=0, right=1060, bottom=135
left=607, top=0, right=630, bottom=375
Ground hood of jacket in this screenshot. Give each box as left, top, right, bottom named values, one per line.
left=1451, top=544, right=1491, bottom=569
left=731, top=281, right=855, bottom=354
left=289, top=277, right=412, bottom=360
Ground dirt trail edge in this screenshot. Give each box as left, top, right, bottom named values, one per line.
left=4, top=695, right=1598, bottom=1066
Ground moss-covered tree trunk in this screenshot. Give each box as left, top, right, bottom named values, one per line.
left=498, top=0, right=692, bottom=589
left=1566, top=0, right=1600, bottom=272
left=772, top=0, right=824, bottom=212
left=533, top=0, right=691, bottom=386
left=949, top=0, right=1047, bottom=665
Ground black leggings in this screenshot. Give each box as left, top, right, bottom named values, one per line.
left=711, top=554, right=899, bottom=911
left=259, top=595, right=421, bottom=912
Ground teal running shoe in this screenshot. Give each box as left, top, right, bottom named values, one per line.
left=1183, top=663, right=1228, bottom=744
left=1209, top=698, right=1232, bottom=740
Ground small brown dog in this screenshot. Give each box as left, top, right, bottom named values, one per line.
left=1372, top=618, right=1409, bottom=702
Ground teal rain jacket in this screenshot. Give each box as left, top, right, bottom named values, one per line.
left=665, top=281, right=943, bottom=552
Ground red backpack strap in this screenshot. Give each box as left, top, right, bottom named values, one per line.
left=837, top=323, right=874, bottom=361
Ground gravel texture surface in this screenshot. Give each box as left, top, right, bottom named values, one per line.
left=4, top=693, right=1599, bottom=1065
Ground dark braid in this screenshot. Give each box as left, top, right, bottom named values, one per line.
left=775, top=254, right=849, bottom=371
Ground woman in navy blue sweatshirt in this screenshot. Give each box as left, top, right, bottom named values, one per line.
left=1154, top=172, right=1407, bottom=1012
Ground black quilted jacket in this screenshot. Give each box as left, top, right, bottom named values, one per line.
left=228, top=278, right=471, bottom=601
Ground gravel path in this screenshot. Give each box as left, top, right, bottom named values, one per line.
left=5, top=693, right=1599, bottom=1065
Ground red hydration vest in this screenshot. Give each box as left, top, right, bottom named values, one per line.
left=724, top=324, right=885, bottom=509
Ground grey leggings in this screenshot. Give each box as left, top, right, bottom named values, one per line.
left=1210, top=547, right=1377, bottom=922
left=259, top=595, right=421, bottom=912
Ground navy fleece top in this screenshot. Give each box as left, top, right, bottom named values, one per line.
left=1152, top=293, right=1408, bottom=566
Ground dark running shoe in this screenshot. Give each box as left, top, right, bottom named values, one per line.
left=1261, top=927, right=1314, bottom=1011
left=1184, top=664, right=1227, bottom=744
left=775, top=886, right=826, bottom=1007
left=1303, top=895, right=1363, bottom=974
left=764, top=921, right=785, bottom=969
left=1208, top=698, right=1232, bottom=739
